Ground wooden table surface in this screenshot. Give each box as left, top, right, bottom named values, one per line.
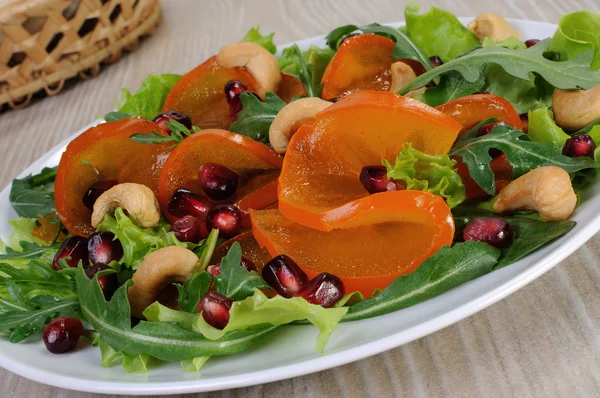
left=2, top=0, right=600, bottom=396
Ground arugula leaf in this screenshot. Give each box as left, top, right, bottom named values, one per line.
left=213, top=242, right=270, bottom=301
left=423, top=70, right=486, bottom=107
left=527, top=105, right=570, bottom=149
left=449, top=124, right=599, bottom=195
left=344, top=241, right=500, bottom=321
left=574, top=119, right=600, bottom=135
left=129, top=120, right=198, bottom=148
left=104, top=111, right=131, bottom=122
left=383, top=143, right=466, bottom=208
left=400, top=39, right=600, bottom=95
left=9, top=167, right=57, bottom=220
left=241, top=26, right=276, bottom=54
left=278, top=45, right=334, bottom=91
left=282, top=45, right=320, bottom=97
left=229, top=92, right=286, bottom=142
left=549, top=10, right=600, bottom=70
left=404, top=2, right=481, bottom=62
left=325, top=25, right=360, bottom=50
left=0, top=262, right=76, bottom=301
left=0, top=241, right=59, bottom=261
left=484, top=64, right=540, bottom=114
left=114, top=73, right=182, bottom=120
left=176, top=271, right=211, bottom=313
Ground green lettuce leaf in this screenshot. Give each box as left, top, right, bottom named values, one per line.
left=278, top=45, right=334, bottom=88
left=404, top=2, right=480, bottom=62
left=383, top=143, right=466, bottom=208
left=145, top=289, right=348, bottom=353
left=229, top=92, right=286, bottom=142
left=549, top=10, right=600, bottom=70
left=9, top=167, right=57, bottom=220
left=527, top=105, right=570, bottom=149
left=484, top=64, right=540, bottom=114
left=241, top=26, right=276, bottom=54
left=114, top=73, right=182, bottom=120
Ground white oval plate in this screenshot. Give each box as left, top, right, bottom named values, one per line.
left=0, top=18, right=594, bottom=395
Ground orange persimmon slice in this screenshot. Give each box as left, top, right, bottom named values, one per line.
left=321, top=34, right=395, bottom=100
left=157, top=129, right=282, bottom=223
left=436, top=94, right=523, bottom=132
left=162, top=56, right=259, bottom=129
left=55, top=119, right=172, bottom=237
left=277, top=73, right=306, bottom=103
left=211, top=231, right=272, bottom=270
left=252, top=190, right=454, bottom=297
left=278, top=90, right=462, bottom=231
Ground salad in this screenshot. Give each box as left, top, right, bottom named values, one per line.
left=2, top=3, right=600, bottom=375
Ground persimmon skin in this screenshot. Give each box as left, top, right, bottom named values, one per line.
left=162, top=56, right=259, bottom=130
left=321, top=34, right=396, bottom=100
left=55, top=118, right=172, bottom=237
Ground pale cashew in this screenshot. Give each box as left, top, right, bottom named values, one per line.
left=390, top=61, right=426, bottom=98
left=269, top=97, right=332, bottom=153
left=467, top=13, right=522, bottom=42
left=128, top=246, right=199, bottom=318
left=91, top=183, right=160, bottom=228
left=552, top=85, right=600, bottom=131
left=216, top=42, right=281, bottom=98
left=493, top=166, right=576, bottom=221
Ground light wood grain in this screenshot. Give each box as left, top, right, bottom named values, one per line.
left=1, top=0, right=600, bottom=396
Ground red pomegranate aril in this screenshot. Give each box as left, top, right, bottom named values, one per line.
left=229, top=91, right=261, bottom=122
left=463, top=218, right=514, bottom=249
left=295, top=272, right=345, bottom=308
left=87, top=232, right=123, bottom=265
left=82, top=180, right=118, bottom=211
left=52, top=236, right=89, bottom=270
left=197, top=291, right=233, bottom=329
left=562, top=134, right=596, bottom=159
left=359, top=166, right=400, bottom=194
left=42, top=316, right=84, bottom=354
left=207, top=254, right=257, bottom=276
left=224, top=80, right=248, bottom=104
left=477, top=121, right=508, bottom=158
left=153, top=110, right=192, bottom=133
left=262, top=255, right=309, bottom=298
left=524, top=39, right=540, bottom=48
left=206, top=205, right=242, bottom=238
left=198, top=163, right=239, bottom=201
left=429, top=55, right=444, bottom=67
left=170, top=215, right=207, bottom=243
left=85, top=263, right=118, bottom=300
left=168, top=189, right=210, bottom=220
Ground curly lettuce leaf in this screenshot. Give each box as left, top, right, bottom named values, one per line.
left=145, top=289, right=348, bottom=353
left=383, top=143, right=466, bottom=208
left=527, top=104, right=570, bottom=149
left=113, top=73, right=182, bottom=120
left=404, top=2, right=480, bottom=62
left=549, top=10, right=600, bottom=70
left=241, top=26, right=276, bottom=54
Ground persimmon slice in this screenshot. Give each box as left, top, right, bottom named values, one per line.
left=277, top=73, right=306, bottom=103
left=55, top=119, right=172, bottom=237
left=211, top=231, right=272, bottom=270
left=252, top=191, right=454, bottom=297
left=157, top=129, right=283, bottom=223
left=455, top=154, right=512, bottom=199
left=162, top=56, right=259, bottom=129
left=436, top=94, right=523, bottom=132
left=278, top=90, right=462, bottom=231
left=321, top=34, right=395, bottom=100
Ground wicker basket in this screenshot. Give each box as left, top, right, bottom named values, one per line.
left=0, top=0, right=161, bottom=111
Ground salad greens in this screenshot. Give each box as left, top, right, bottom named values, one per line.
left=278, top=45, right=334, bottom=89
left=213, top=242, right=270, bottom=300
left=229, top=92, right=286, bottom=142
left=9, top=167, right=57, bottom=220
left=129, top=119, right=200, bottom=148
left=549, top=11, right=600, bottom=70
left=527, top=105, right=570, bottom=149
left=241, top=26, right=277, bottom=54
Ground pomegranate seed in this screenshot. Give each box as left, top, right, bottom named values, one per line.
left=295, top=273, right=345, bottom=308
left=52, top=236, right=89, bottom=271
left=524, top=39, right=540, bottom=48
left=262, top=255, right=308, bottom=298
left=197, top=291, right=233, bottom=329
left=207, top=255, right=257, bottom=276
left=359, top=166, right=400, bottom=194
left=229, top=91, right=261, bottom=122
left=168, top=189, right=210, bottom=220
left=198, top=163, right=239, bottom=201
left=429, top=55, right=444, bottom=67
left=562, top=134, right=596, bottom=158
left=170, top=215, right=207, bottom=243
left=477, top=121, right=508, bottom=158
left=224, top=80, right=247, bottom=104
left=42, top=317, right=84, bottom=354
left=85, top=263, right=118, bottom=300
left=519, top=113, right=529, bottom=134
left=87, top=232, right=123, bottom=265
left=82, top=180, right=118, bottom=211
left=152, top=110, right=192, bottom=133
left=206, top=205, right=242, bottom=238
left=463, top=218, right=514, bottom=249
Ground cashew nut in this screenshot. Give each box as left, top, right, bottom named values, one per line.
left=552, top=85, right=600, bottom=131
left=390, top=61, right=426, bottom=98
left=216, top=42, right=281, bottom=98
left=269, top=97, right=332, bottom=153
left=493, top=166, right=576, bottom=221
left=91, top=183, right=160, bottom=228
left=128, top=246, right=200, bottom=318
left=467, top=13, right=522, bottom=42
